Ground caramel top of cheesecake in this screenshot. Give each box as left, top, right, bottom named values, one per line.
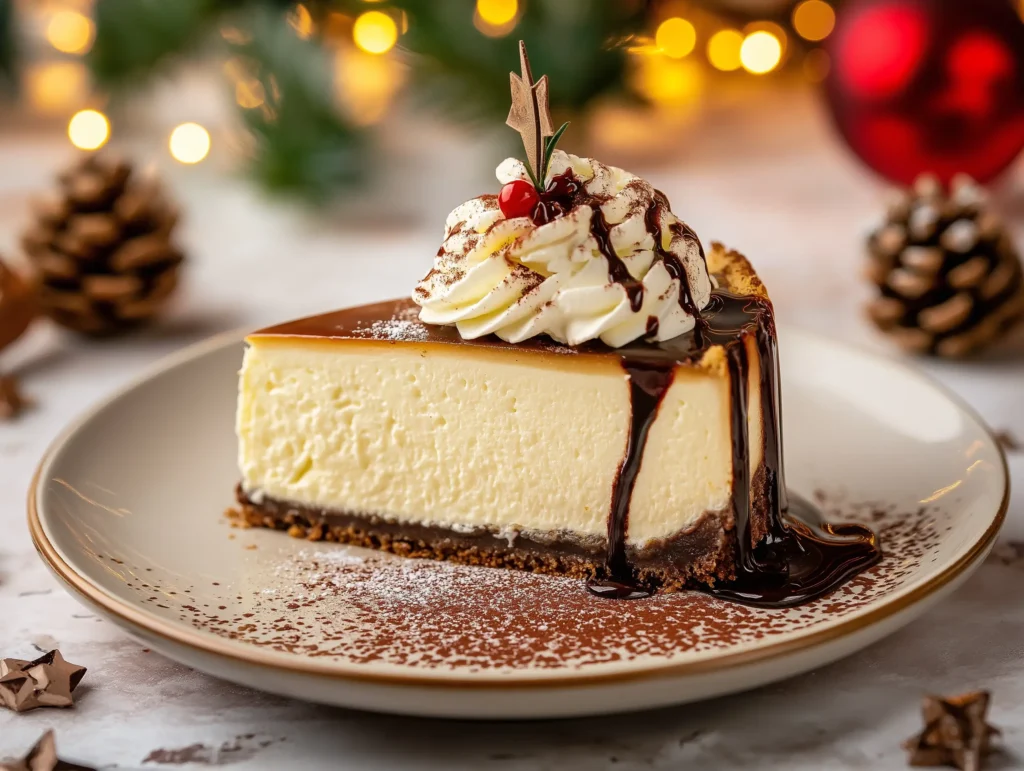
left=250, top=244, right=769, bottom=372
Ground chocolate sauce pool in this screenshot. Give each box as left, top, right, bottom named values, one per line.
left=587, top=291, right=882, bottom=608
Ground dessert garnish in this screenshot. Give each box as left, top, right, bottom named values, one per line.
left=903, top=691, right=1000, bottom=770
left=0, top=650, right=87, bottom=713
left=414, top=42, right=712, bottom=349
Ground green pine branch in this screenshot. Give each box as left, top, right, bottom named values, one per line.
left=82, top=0, right=645, bottom=201
left=229, top=7, right=368, bottom=201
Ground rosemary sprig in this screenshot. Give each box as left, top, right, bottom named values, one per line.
left=540, top=121, right=570, bottom=184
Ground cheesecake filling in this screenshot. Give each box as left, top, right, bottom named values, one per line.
left=413, top=150, right=712, bottom=348
left=237, top=338, right=745, bottom=548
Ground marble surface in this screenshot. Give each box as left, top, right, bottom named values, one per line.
left=2, top=94, right=1024, bottom=769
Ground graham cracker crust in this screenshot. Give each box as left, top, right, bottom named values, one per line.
left=230, top=487, right=739, bottom=593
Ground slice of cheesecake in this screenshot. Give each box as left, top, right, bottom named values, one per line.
left=234, top=43, right=881, bottom=603
left=235, top=245, right=786, bottom=594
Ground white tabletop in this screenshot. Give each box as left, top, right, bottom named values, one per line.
left=2, top=94, right=1023, bottom=769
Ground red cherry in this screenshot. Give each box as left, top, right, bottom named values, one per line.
left=498, top=179, right=540, bottom=219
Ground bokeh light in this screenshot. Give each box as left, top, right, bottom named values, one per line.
left=169, top=123, right=211, bottom=164
left=236, top=79, right=266, bottom=109
left=632, top=56, right=703, bottom=106
left=68, top=110, right=109, bottom=151
left=655, top=18, right=697, bottom=59
left=793, top=0, right=836, bottom=42
left=476, top=0, right=518, bottom=26
left=334, top=48, right=405, bottom=125
left=803, top=48, right=831, bottom=82
left=353, top=11, right=398, bottom=54
left=740, top=30, right=782, bottom=74
left=46, top=10, right=95, bottom=55
left=288, top=4, right=314, bottom=40
left=707, top=30, right=743, bottom=72
left=25, top=62, right=87, bottom=114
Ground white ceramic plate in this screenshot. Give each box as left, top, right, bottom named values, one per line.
left=29, top=328, right=1007, bottom=719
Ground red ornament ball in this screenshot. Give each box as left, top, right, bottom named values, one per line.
left=825, top=0, right=1024, bottom=185
left=498, top=179, right=540, bottom=219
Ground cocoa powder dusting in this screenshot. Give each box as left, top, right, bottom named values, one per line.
left=106, top=500, right=945, bottom=673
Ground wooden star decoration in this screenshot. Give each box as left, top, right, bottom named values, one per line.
left=0, top=731, right=96, bottom=771
left=0, top=650, right=87, bottom=713
left=903, top=691, right=1000, bottom=770
left=506, top=40, right=554, bottom=186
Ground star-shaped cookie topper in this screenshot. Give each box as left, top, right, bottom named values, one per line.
left=506, top=40, right=554, bottom=186
left=903, top=691, right=1000, bottom=770
left=0, top=730, right=96, bottom=771
left=0, top=650, right=87, bottom=713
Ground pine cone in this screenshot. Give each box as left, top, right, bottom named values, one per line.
left=21, top=154, right=184, bottom=336
left=865, top=174, right=1024, bottom=358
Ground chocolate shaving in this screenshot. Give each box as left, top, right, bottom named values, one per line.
left=903, top=691, right=1000, bottom=769
left=0, top=375, right=30, bottom=421
left=0, top=650, right=87, bottom=713
left=505, top=40, right=553, bottom=183
left=0, top=730, right=96, bottom=771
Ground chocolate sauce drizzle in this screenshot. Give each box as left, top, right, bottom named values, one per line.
left=644, top=204, right=705, bottom=336
left=586, top=292, right=883, bottom=607
left=592, top=208, right=644, bottom=312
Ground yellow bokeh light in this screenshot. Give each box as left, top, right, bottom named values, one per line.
left=632, top=55, right=703, bottom=106
left=334, top=48, right=405, bottom=125
left=353, top=11, right=397, bottom=54
left=236, top=79, right=266, bottom=109
left=655, top=17, right=696, bottom=59
left=473, top=9, right=516, bottom=37
left=476, top=0, right=517, bottom=26
left=740, top=30, right=782, bottom=74
left=68, top=109, right=109, bottom=151
left=25, top=62, right=87, bottom=114
left=287, top=4, right=314, bottom=40
left=169, top=123, right=211, bottom=164
left=707, top=30, right=743, bottom=72
left=46, top=10, right=95, bottom=55
left=744, top=20, right=787, bottom=55
left=793, top=0, right=836, bottom=42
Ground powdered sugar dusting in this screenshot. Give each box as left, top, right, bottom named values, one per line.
left=108, top=501, right=949, bottom=673
left=351, top=318, right=429, bottom=342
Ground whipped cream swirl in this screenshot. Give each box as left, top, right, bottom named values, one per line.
left=412, top=150, right=712, bottom=348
